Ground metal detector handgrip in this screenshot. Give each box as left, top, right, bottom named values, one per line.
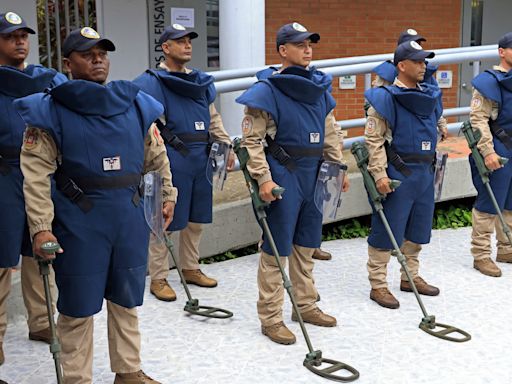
left=461, top=121, right=491, bottom=182
left=351, top=142, right=400, bottom=205
left=233, top=138, right=285, bottom=211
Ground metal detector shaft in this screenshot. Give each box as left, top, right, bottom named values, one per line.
left=461, top=121, right=512, bottom=245
left=39, top=242, right=63, bottom=384
left=163, top=234, right=233, bottom=319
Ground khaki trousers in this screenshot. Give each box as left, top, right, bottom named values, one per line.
left=0, top=256, right=56, bottom=343
left=257, top=245, right=317, bottom=326
left=367, top=240, right=421, bottom=289
left=472, top=208, right=512, bottom=259
left=58, top=300, right=141, bottom=384
left=148, top=222, right=203, bottom=281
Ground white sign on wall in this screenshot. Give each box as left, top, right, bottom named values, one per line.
left=339, top=75, right=357, bottom=90
left=436, top=70, right=453, bottom=88
left=171, top=7, right=195, bottom=28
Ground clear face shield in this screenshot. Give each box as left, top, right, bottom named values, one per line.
left=206, top=141, right=231, bottom=191
left=143, top=171, right=164, bottom=242
left=314, top=161, right=347, bottom=220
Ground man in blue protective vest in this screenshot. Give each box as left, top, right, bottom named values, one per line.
left=15, top=27, right=176, bottom=384
left=468, top=32, right=512, bottom=277
left=364, top=41, right=442, bottom=309
left=237, top=22, right=349, bottom=345
left=0, top=11, right=66, bottom=366
left=371, top=28, right=448, bottom=140
left=134, top=23, right=234, bottom=301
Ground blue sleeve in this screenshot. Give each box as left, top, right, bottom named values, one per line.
left=51, top=72, right=68, bottom=87
left=133, top=72, right=166, bottom=107
left=235, top=81, right=279, bottom=123
left=472, top=71, right=501, bottom=104
left=134, top=91, right=164, bottom=131
left=372, top=61, right=397, bottom=83
left=364, top=87, right=396, bottom=127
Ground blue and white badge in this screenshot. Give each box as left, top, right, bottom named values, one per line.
left=421, top=141, right=431, bottom=151
left=310, top=132, right=321, bottom=143
left=103, top=156, right=121, bottom=171
left=195, top=121, right=205, bottom=131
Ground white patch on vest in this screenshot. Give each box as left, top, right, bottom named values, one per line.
left=5, top=12, right=22, bottom=25
left=471, top=96, right=483, bottom=111
left=194, top=121, right=205, bottom=131
left=292, top=22, right=307, bottom=32
left=310, top=132, right=321, bottom=143
left=421, top=141, right=431, bottom=151
left=81, top=27, right=100, bottom=39
left=173, top=23, right=186, bottom=31
left=410, top=41, right=422, bottom=50
left=407, top=28, right=418, bottom=36
left=103, top=156, right=121, bottom=171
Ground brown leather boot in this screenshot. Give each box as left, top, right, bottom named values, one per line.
left=114, top=370, right=160, bottom=384
left=261, top=321, right=296, bottom=345
left=292, top=307, right=337, bottom=327
left=0, top=342, right=4, bottom=365
left=400, top=276, right=440, bottom=296
left=182, top=269, right=217, bottom=287
left=370, top=288, right=400, bottom=309
left=150, top=279, right=177, bottom=301
left=312, top=248, right=332, bottom=260
left=474, top=258, right=502, bottom=277
left=28, top=327, right=52, bottom=344
left=496, top=253, right=512, bottom=263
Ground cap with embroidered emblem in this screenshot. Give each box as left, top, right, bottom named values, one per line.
left=0, top=12, right=35, bottom=34
left=62, top=27, right=115, bottom=57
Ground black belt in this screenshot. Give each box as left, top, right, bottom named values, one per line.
left=489, top=120, right=512, bottom=150
left=385, top=143, right=435, bottom=177
left=55, top=169, right=142, bottom=213
left=0, top=146, right=20, bottom=175
left=155, top=119, right=209, bottom=157
left=265, top=135, right=323, bottom=171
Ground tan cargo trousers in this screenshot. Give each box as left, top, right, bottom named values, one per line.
left=148, top=222, right=203, bottom=280
left=257, top=245, right=318, bottom=326
left=57, top=300, right=141, bottom=383
left=367, top=240, right=422, bottom=289
left=0, top=256, right=55, bottom=343
left=471, top=208, right=512, bottom=260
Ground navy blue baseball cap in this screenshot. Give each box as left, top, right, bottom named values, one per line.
left=0, top=12, right=35, bottom=34
left=498, top=32, right=512, bottom=48
left=394, top=41, right=434, bottom=65
left=276, top=22, right=320, bottom=51
left=62, top=27, right=115, bottom=57
left=158, top=23, right=198, bottom=45
left=397, top=28, right=426, bottom=45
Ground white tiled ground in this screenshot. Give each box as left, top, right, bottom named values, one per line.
left=2, top=227, right=512, bottom=384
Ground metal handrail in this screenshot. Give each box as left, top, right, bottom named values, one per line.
left=214, top=48, right=499, bottom=93
left=209, top=44, right=497, bottom=81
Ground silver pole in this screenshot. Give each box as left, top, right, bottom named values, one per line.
left=54, top=0, right=62, bottom=72
left=74, top=0, right=80, bottom=28
left=44, top=0, right=52, bottom=68
left=364, top=73, right=372, bottom=91
left=472, top=60, right=481, bottom=78
left=84, top=0, right=89, bottom=26
left=64, top=0, right=70, bottom=35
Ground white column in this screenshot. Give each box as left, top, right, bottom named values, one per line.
left=219, top=0, right=265, bottom=137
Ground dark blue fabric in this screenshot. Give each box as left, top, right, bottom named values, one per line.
left=372, top=61, right=439, bottom=86
left=134, top=69, right=214, bottom=230
left=0, top=65, right=65, bottom=267
left=471, top=69, right=512, bottom=214
left=366, top=84, right=441, bottom=249
left=14, top=80, right=163, bottom=317
left=237, top=67, right=333, bottom=256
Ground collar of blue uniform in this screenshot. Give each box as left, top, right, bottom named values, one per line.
left=150, top=68, right=214, bottom=100
left=256, top=66, right=279, bottom=80
left=50, top=80, right=140, bottom=117
left=385, top=83, right=441, bottom=117
left=0, top=65, right=57, bottom=98
left=266, top=66, right=331, bottom=104
left=425, top=62, right=439, bottom=79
